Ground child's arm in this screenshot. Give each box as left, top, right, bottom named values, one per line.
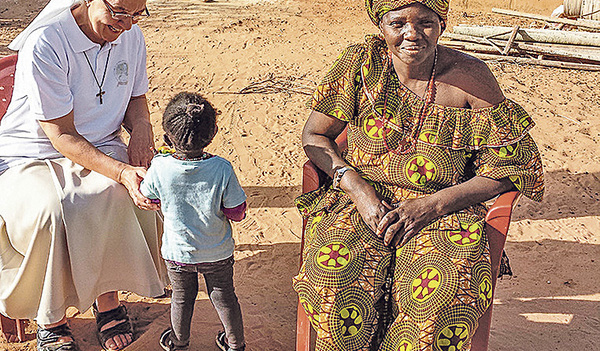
left=139, top=161, right=161, bottom=205
left=222, top=201, right=247, bottom=222
left=222, top=162, right=247, bottom=222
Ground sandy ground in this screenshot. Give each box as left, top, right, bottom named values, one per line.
left=1, top=0, right=599, bottom=350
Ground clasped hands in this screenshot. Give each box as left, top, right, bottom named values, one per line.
left=119, top=132, right=160, bottom=211
left=356, top=196, right=438, bottom=247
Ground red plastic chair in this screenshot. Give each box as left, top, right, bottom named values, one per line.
left=296, top=129, right=521, bottom=351
left=0, top=54, right=33, bottom=343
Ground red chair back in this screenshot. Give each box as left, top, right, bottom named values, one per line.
left=0, top=54, right=18, bottom=121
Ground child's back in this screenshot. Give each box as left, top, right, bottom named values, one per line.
left=141, top=154, right=246, bottom=264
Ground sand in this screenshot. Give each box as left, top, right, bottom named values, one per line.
left=0, top=0, right=599, bottom=350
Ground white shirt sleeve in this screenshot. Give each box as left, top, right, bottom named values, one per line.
left=24, top=32, right=73, bottom=121
left=130, top=25, right=149, bottom=98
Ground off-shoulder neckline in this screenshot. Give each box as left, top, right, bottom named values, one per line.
left=388, top=63, right=508, bottom=113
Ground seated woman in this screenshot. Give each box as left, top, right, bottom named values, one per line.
left=0, top=0, right=166, bottom=350
left=294, top=0, right=544, bottom=350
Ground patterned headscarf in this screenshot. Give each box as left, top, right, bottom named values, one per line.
left=366, top=0, right=449, bottom=25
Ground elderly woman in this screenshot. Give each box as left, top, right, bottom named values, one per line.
left=0, top=0, right=166, bottom=350
left=294, top=0, right=544, bottom=350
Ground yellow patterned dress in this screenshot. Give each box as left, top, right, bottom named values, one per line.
left=293, top=36, right=544, bottom=351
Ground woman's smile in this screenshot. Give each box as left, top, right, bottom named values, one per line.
left=107, top=24, right=123, bottom=34
left=379, top=4, right=442, bottom=66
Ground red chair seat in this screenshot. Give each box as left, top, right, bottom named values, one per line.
left=0, top=54, right=33, bottom=343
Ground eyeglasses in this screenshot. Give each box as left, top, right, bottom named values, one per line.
left=102, top=0, right=150, bottom=21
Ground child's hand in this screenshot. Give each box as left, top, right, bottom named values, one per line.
left=119, top=166, right=161, bottom=211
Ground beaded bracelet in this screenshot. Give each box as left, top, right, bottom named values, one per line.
left=332, top=165, right=355, bottom=191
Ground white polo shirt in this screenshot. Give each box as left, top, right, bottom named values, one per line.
left=0, top=9, right=149, bottom=172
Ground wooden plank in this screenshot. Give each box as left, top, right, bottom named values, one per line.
left=491, top=8, right=600, bottom=31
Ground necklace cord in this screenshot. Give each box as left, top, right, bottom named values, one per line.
left=83, top=46, right=112, bottom=104
left=379, top=48, right=438, bottom=155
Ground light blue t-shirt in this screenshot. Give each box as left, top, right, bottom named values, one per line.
left=140, top=154, right=246, bottom=264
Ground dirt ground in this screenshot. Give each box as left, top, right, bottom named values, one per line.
left=1, top=0, right=599, bottom=350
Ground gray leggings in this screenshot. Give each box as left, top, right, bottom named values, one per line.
left=166, top=257, right=245, bottom=350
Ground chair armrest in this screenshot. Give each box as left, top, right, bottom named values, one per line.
left=484, top=191, right=521, bottom=237
left=0, top=54, right=18, bottom=121
left=302, top=160, right=329, bottom=194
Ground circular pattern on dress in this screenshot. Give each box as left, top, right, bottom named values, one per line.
left=404, top=155, right=438, bottom=187
left=329, top=286, right=375, bottom=350
left=379, top=319, right=420, bottom=351
left=411, top=266, right=443, bottom=302
left=294, top=280, right=323, bottom=330
left=363, top=112, right=394, bottom=141
left=387, top=144, right=452, bottom=190
left=470, top=260, right=493, bottom=314
left=430, top=215, right=487, bottom=261
left=393, top=238, right=417, bottom=285
left=432, top=305, right=480, bottom=351
left=304, top=209, right=338, bottom=248
left=317, top=242, right=351, bottom=270
left=490, top=143, right=520, bottom=159
left=472, top=135, right=488, bottom=148
left=305, top=228, right=366, bottom=289
left=399, top=253, right=459, bottom=323
left=351, top=112, right=402, bottom=155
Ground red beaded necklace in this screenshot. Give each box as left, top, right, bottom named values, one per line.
left=369, top=48, right=438, bottom=155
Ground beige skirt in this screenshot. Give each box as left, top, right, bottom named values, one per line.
left=0, top=154, right=167, bottom=324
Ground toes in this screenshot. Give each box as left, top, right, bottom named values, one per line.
left=104, top=333, right=133, bottom=350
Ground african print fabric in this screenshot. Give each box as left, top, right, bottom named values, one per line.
left=366, top=0, right=450, bottom=25
left=293, top=36, right=544, bottom=351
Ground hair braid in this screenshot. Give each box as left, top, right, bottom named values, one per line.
left=162, top=92, right=217, bottom=152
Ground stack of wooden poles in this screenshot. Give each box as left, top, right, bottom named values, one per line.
left=440, top=8, right=600, bottom=71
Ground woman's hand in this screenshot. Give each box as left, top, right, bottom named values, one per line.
left=375, top=176, right=517, bottom=247
left=127, top=128, right=154, bottom=168
left=376, top=197, right=439, bottom=247
left=118, top=165, right=160, bottom=211
left=341, top=171, right=392, bottom=233
left=123, top=95, right=154, bottom=168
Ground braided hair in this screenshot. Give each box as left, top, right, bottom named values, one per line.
left=162, top=92, right=217, bottom=152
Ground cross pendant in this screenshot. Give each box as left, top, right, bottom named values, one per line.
left=96, top=89, right=106, bottom=104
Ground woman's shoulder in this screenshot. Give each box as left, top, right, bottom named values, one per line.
left=436, top=46, right=505, bottom=109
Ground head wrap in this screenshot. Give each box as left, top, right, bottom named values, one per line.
left=9, top=0, right=82, bottom=51
left=366, top=0, right=449, bottom=25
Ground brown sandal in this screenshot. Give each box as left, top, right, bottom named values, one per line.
left=92, top=303, right=134, bottom=350
left=36, top=323, right=79, bottom=351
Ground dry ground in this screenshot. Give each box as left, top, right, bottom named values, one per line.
left=1, top=0, right=599, bottom=350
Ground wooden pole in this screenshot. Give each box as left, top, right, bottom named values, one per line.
left=503, top=26, right=520, bottom=55
left=453, top=25, right=600, bottom=47
left=441, top=33, right=600, bottom=62
left=468, top=52, right=600, bottom=71
left=491, top=8, right=600, bottom=31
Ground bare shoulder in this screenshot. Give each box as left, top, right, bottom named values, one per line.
left=436, top=46, right=505, bottom=109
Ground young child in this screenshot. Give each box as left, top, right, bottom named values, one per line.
left=140, top=92, right=247, bottom=351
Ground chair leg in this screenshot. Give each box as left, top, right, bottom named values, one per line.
left=0, top=314, right=32, bottom=343
left=471, top=302, right=493, bottom=351
left=296, top=300, right=312, bottom=351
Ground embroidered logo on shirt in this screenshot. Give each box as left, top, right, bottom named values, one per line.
left=114, top=61, right=129, bottom=86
